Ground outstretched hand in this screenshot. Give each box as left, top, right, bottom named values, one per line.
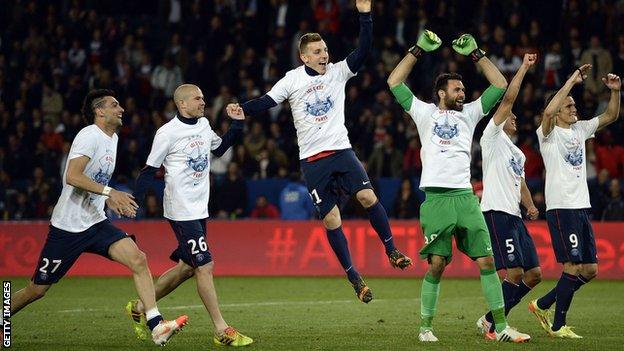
left=451, top=34, right=479, bottom=56
left=572, top=64, right=592, bottom=84
left=226, top=103, right=245, bottom=120
left=522, top=53, right=537, bottom=67
left=416, top=30, right=442, bottom=52
left=106, top=191, right=138, bottom=218
left=602, top=73, right=622, bottom=91
left=356, top=0, right=372, bottom=13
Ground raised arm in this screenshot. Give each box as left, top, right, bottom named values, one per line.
left=491, top=53, right=536, bottom=125
left=452, top=34, right=507, bottom=89
left=387, top=30, right=441, bottom=88
left=596, top=73, right=621, bottom=131
left=387, top=30, right=441, bottom=111
left=541, top=64, right=591, bottom=136
left=238, top=95, right=277, bottom=116
left=345, top=0, right=373, bottom=73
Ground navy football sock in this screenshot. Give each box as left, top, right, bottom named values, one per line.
left=146, top=315, right=164, bottom=331
left=574, top=275, right=590, bottom=291
left=537, top=286, right=557, bottom=310
left=552, top=272, right=578, bottom=331
left=514, top=280, right=533, bottom=307
left=366, top=201, right=396, bottom=254
left=326, top=227, right=360, bottom=283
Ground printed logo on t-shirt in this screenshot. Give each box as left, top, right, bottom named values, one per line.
left=431, top=113, right=459, bottom=146
left=183, top=135, right=209, bottom=184
left=303, top=82, right=333, bottom=123
left=564, top=147, right=584, bottom=167
left=92, top=149, right=114, bottom=185
left=509, top=156, right=524, bottom=176
left=562, top=137, right=584, bottom=168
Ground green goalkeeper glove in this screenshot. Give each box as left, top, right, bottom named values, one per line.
left=409, top=30, right=442, bottom=58
left=452, top=34, right=485, bottom=62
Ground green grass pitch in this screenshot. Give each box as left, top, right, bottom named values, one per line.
left=4, top=276, right=624, bottom=350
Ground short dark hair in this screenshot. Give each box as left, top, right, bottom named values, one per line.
left=433, top=73, right=463, bottom=102
left=298, top=32, right=323, bottom=53
left=81, top=89, right=115, bottom=124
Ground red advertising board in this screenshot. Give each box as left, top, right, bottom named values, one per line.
left=0, top=220, right=623, bottom=279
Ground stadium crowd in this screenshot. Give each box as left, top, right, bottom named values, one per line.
left=1, top=0, right=623, bottom=221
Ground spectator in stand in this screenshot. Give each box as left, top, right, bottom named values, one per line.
left=594, top=130, right=624, bottom=178
left=402, top=137, right=422, bottom=178
left=391, top=178, right=420, bottom=219
left=250, top=195, right=280, bottom=219
left=0, top=0, right=622, bottom=220
left=215, top=162, right=247, bottom=219
left=589, top=169, right=612, bottom=219
left=39, top=121, right=65, bottom=154
left=368, top=135, right=404, bottom=178
left=143, top=193, right=163, bottom=219
left=602, top=179, right=624, bottom=220
left=580, top=36, right=613, bottom=96
left=279, top=172, right=314, bottom=220
left=519, top=136, right=543, bottom=179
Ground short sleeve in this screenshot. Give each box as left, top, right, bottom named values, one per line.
left=575, top=117, right=600, bottom=140
left=407, top=95, right=434, bottom=123
left=536, top=126, right=550, bottom=144
left=209, top=128, right=223, bottom=150
left=481, top=118, right=503, bottom=143
left=334, top=60, right=357, bottom=81
left=68, top=129, right=97, bottom=161
left=464, top=97, right=486, bottom=124
left=146, top=130, right=171, bottom=168
left=266, top=75, right=292, bottom=104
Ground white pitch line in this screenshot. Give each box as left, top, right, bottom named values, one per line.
left=57, top=298, right=420, bottom=313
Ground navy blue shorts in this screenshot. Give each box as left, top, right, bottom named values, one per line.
left=32, top=220, right=129, bottom=285
left=546, top=209, right=597, bottom=264
left=168, top=218, right=212, bottom=268
left=484, top=211, right=540, bottom=271
left=299, top=149, right=372, bottom=218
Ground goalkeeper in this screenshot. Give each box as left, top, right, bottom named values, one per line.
left=386, top=31, right=531, bottom=343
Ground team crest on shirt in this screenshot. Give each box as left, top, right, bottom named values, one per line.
left=303, top=83, right=334, bottom=123
left=91, top=149, right=114, bottom=185
left=509, top=156, right=524, bottom=176
left=183, top=135, right=209, bottom=184
left=563, top=137, right=584, bottom=166
left=564, top=147, right=584, bottom=167
left=431, top=113, right=459, bottom=147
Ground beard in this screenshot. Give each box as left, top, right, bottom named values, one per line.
left=444, top=95, right=463, bottom=111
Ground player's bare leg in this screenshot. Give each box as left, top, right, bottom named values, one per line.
left=191, top=262, right=253, bottom=346
left=136, top=260, right=195, bottom=313
left=110, top=237, right=188, bottom=345
left=193, top=262, right=228, bottom=332
left=110, top=238, right=158, bottom=312
left=11, top=282, right=51, bottom=315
